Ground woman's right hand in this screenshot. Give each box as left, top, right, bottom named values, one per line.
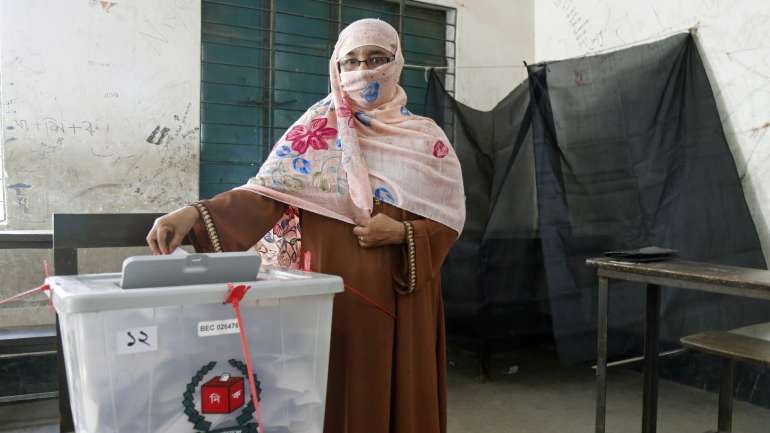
left=146, top=206, right=200, bottom=255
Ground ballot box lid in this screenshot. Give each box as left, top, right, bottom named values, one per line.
left=48, top=254, right=343, bottom=314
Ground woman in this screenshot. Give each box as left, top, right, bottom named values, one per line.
left=147, top=19, right=465, bottom=433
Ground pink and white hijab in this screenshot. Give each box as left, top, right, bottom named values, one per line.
left=240, top=19, right=465, bottom=265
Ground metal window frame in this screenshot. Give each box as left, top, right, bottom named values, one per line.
left=0, top=49, right=7, bottom=224
left=283, top=0, right=456, bottom=113
left=199, top=0, right=456, bottom=196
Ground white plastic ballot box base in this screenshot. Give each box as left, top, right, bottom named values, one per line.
left=49, top=266, right=343, bottom=433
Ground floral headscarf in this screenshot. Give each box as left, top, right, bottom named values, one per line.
left=243, top=19, right=465, bottom=266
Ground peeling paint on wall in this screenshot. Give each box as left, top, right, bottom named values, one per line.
left=0, top=0, right=201, bottom=326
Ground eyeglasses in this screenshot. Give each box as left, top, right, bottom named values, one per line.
left=339, top=56, right=395, bottom=70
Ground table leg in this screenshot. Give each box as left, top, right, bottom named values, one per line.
left=57, top=315, right=75, bottom=433
left=718, top=358, right=735, bottom=433
left=642, top=284, right=661, bottom=433
left=596, top=277, right=609, bottom=433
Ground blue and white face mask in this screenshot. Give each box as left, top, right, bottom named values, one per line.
left=339, top=65, right=399, bottom=109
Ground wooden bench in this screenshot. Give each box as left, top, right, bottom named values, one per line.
left=0, top=325, right=57, bottom=358
left=681, top=328, right=770, bottom=433
left=0, top=231, right=58, bottom=405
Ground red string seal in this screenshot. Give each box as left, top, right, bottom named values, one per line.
left=223, top=283, right=265, bottom=433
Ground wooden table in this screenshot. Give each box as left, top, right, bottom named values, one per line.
left=585, top=257, right=770, bottom=433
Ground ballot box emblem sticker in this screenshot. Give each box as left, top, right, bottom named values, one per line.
left=202, top=373, right=244, bottom=414
left=183, top=359, right=263, bottom=432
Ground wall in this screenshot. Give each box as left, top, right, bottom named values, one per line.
left=535, top=0, right=770, bottom=263
left=425, top=0, right=535, bottom=111
left=0, top=0, right=201, bottom=327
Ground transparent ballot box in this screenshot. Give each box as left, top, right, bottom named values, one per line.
left=49, top=252, right=343, bottom=433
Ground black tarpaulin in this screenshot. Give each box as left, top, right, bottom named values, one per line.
left=427, top=64, right=551, bottom=355
left=427, top=33, right=770, bottom=365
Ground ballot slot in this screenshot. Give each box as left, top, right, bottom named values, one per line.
left=120, top=250, right=262, bottom=289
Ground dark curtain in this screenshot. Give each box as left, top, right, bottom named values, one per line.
left=428, top=68, right=551, bottom=355
left=427, top=34, right=770, bottom=372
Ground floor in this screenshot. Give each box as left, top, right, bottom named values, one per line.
left=445, top=349, right=769, bottom=433
left=2, top=350, right=768, bottom=433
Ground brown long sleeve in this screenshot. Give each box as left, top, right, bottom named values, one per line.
left=411, top=218, right=457, bottom=287
left=189, top=189, right=287, bottom=252
left=394, top=218, right=458, bottom=292
left=390, top=217, right=457, bottom=433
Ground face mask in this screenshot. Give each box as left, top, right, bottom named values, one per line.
left=339, top=63, right=399, bottom=108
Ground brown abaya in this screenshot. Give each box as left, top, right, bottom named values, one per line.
left=190, top=189, right=457, bottom=433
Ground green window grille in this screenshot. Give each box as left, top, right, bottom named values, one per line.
left=200, top=0, right=456, bottom=198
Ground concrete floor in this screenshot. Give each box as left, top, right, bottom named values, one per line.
left=446, top=350, right=769, bottom=433
left=2, top=350, right=769, bottom=433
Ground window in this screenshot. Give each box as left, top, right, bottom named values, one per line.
left=199, top=0, right=456, bottom=198
left=0, top=136, right=5, bottom=223
left=0, top=72, right=6, bottom=223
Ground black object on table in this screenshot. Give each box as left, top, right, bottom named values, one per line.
left=585, top=257, right=770, bottom=433
left=603, top=246, right=678, bottom=263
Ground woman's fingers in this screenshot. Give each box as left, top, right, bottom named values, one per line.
left=355, top=219, right=402, bottom=248
left=146, top=227, right=161, bottom=255
left=156, top=224, right=173, bottom=255
left=357, top=234, right=389, bottom=248
left=352, top=226, right=369, bottom=236
left=167, top=232, right=185, bottom=254
left=370, top=213, right=391, bottom=224
left=353, top=226, right=371, bottom=248
left=355, top=224, right=379, bottom=248
left=355, top=215, right=401, bottom=248
left=147, top=207, right=199, bottom=255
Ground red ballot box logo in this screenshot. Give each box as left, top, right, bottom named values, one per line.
left=201, top=373, right=245, bottom=414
